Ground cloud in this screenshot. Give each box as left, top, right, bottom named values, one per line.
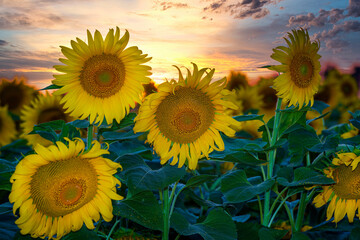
left=325, top=38, right=349, bottom=50
left=0, top=40, right=9, bottom=46
left=315, top=20, right=360, bottom=39
left=287, top=8, right=345, bottom=27
left=348, top=0, right=360, bottom=17
left=154, top=1, right=189, bottom=11
left=0, top=11, right=64, bottom=30
left=203, top=0, right=277, bottom=20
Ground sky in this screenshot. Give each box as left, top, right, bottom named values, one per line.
left=0, top=0, right=359, bottom=89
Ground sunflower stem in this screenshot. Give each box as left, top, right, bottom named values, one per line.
left=294, top=191, right=308, bottom=233
left=162, top=187, right=170, bottom=240
left=106, top=218, right=121, bottom=240
left=257, top=195, right=263, bottom=225
left=87, top=124, right=94, bottom=150
left=94, top=218, right=102, bottom=233
left=263, top=97, right=282, bottom=226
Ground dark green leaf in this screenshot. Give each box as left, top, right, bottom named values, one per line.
left=233, top=214, right=251, bottom=223
left=62, top=226, right=100, bottom=240
left=291, top=232, right=311, bottom=240
left=68, top=119, right=90, bottom=128
left=40, top=84, right=61, bottom=90
left=221, top=151, right=266, bottom=166
left=258, top=227, right=288, bottom=240
left=350, top=227, right=360, bottom=240
left=221, top=170, right=274, bottom=203
left=307, top=134, right=339, bottom=153
left=277, top=167, right=335, bottom=187
left=311, top=100, right=330, bottom=114
left=171, top=208, right=237, bottom=240
left=278, top=110, right=306, bottom=137
left=113, top=191, right=163, bottom=231
left=350, top=110, right=360, bottom=130
left=234, top=114, right=264, bottom=122
left=235, top=222, right=262, bottom=240
left=117, top=155, right=186, bottom=193
left=186, top=175, right=217, bottom=188
left=102, top=130, right=143, bottom=141
left=109, top=141, right=151, bottom=158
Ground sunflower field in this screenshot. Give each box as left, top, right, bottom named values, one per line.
left=1, top=27, right=360, bottom=240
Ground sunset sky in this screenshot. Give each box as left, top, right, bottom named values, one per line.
left=0, top=0, right=359, bottom=89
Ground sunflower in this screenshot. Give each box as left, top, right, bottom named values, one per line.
left=134, top=63, right=241, bottom=170
left=314, top=81, right=339, bottom=109
left=9, top=138, right=123, bottom=239
left=241, top=120, right=264, bottom=139
left=313, top=152, right=360, bottom=223
left=20, top=93, right=75, bottom=147
left=226, top=86, right=262, bottom=116
left=0, top=106, right=17, bottom=147
left=225, top=70, right=249, bottom=91
left=256, top=77, right=277, bottom=120
left=335, top=74, right=358, bottom=106
left=53, top=27, right=152, bottom=125
left=341, top=124, right=359, bottom=139
left=0, top=76, right=37, bottom=115
left=269, top=28, right=321, bottom=108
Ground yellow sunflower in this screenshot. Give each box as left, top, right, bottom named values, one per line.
left=313, top=152, right=360, bottom=223
left=53, top=27, right=152, bottom=125
left=134, top=63, right=241, bottom=170
left=341, top=124, right=359, bottom=139
left=9, top=138, right=123, bottom=239
left=0, top=106, right=17, bottom=147
left=226, top=86, right=262, bottom=116
left=335, top=74, right=358, bottom=106
left=269, top=28, right=321, bottom=108
left=0, top=76, right=37, bottom=115
left=314, top=81, right=339, bottom=110
left=225, top=70, right=249, bottom=91
left=256, top=77, right=277, bottom=120
left=20, top=93, right=75, bottom=147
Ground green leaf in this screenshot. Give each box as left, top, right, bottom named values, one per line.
left=221, top=151, right=266, bottom=166
left=113, top=191, right=163, bottom=231
left=117, top=155, right=186, bottom=193
left=311, top=100, right=330, bottom=114
left=234, top=114, right=264, bottom=122
left=171, top=208, right=237, bottom=240
left=102, top=130, right=143, bottom=141
left=182, top=189, right=223, bottom=208
left=109, top=141, right=151, bottom=158
left=277, top=167, right=335, bottom=187
left=221, top=170, right=274, bottom=203
left=40, top=84, right=61, bottom=90
left=350, top=227, right=360, bottom=240
left=185, top=175, right=217, bottom=188
left=68, top=119, right=90, bottom=128
left=62, top=226, right=100, bottom=240
left=307, top=134, right=339, bottom=153
left=291, top=232, right=311, bottom=240
left=278, top=110, right=306, bottom=137
left=0, top=171, right=13, bottom=191
left=349, top=110, right=360, bottom=130
left=235, top=222, right=262, bottom=240
left=258, top=227, right=288, bottom=240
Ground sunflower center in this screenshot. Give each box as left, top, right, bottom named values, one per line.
left=38, top=107, right=67, bottom=124
left=80, top=54, right=125, bottom=98
left=290, top=55, right=314, bottom=88
left=260, top=87, right=277, bottom=110
left=331, top=165, right=360, bottom=199
left=0, top=85, right=24, bottom=111
left=341, top=82, right=354, bottom=96
left=30, top=157, right=98, bottom=217
left=155, top=87, right=215, bottom=144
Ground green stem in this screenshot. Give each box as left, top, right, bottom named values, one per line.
left=257, top=195, right=263, bottom=224
left=106, top=219, right=121, bottom=240
left=162, top=188, right=170, bottom=240
left=268, top=194, right=291, bottom=227
left=94, top=218, right=102, bottom=233
left=269, top=187, right=289, bottom=217
left=294, top=191, right=307, bottom=232
left=263, top=98, right=283, bottom=226
left=87, top=124, right=94, bottom=150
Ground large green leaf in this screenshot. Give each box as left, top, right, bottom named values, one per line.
left=185, top=175, right=217, bottom=188
left=117, top=155, right=186, bottom=193
left=113, top=191, right=163, bottom=231
left=62, top=226, right=100, bottom=240
left=102, top=129, right=143, bottom=141
left=291, top=232, right=311, bottom=240
left=234, top=114, right=264, bottom=122
left=277, top=167, right=335, bottom=187
left=221, top=170, right=274, bottom=203
left=214, top=151, right=266, bottom=166
left=349, top=110, right=360, bottom=130
left=307, top=134, right=339, bottom=153
left=278, top=109, right=306, bottom=137
left=258, top=227, right=288, bottom=240
left=171, top=208, right=237, bottom=240
left=235, top=222, right=262, bottom=240
left=109, top=141, right=151, bottom=158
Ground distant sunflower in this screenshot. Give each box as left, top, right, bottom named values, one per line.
left=313, top=152, right=360, bottom=223
left=241, top=120, right=264, bottom=139
left=134, top=63, right=241, bottom=170
left=225, top=70, right=249, bottom=91
left=20, top=93, right=75, bottom=147
left=53, top=27, right=152, bottom=125
left=314, top=81, right=339, bottom=109
left=269, top=28, right=321, bottom=108
left=256, top=77, right=277, bottom=120
left=335, top=74, right=358, bottom=106
left=0, top=76, right=37, bottom=115
left=226, top=86, right=262, bottom=116
left=341, top=124, right=359, bottom=139
left=0, top=106, right=17, bottom=147
left=9, top=139, right=123, bottom=239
